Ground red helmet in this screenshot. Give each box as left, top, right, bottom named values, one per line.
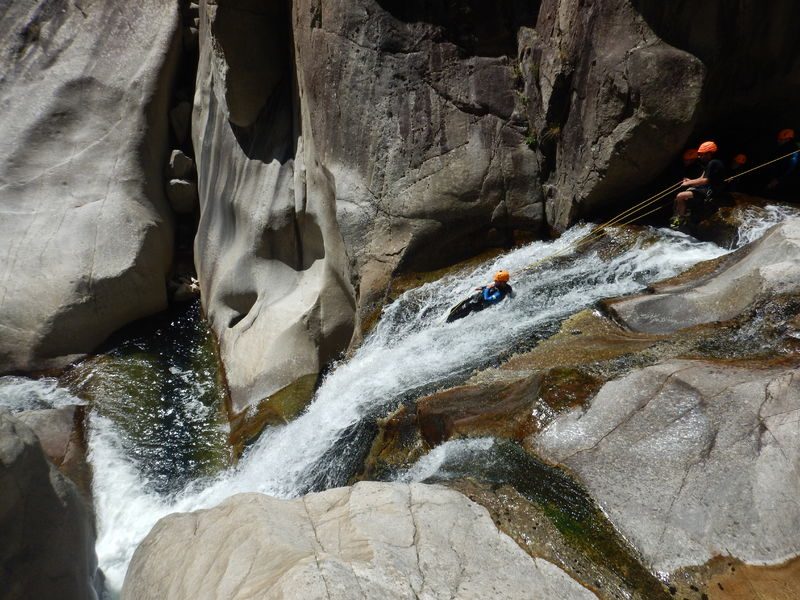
left=733, top=153, right=747, bottom=166
left=778, top=128, right=795, bottom=142
left=698, top=141, right=718, bottom=154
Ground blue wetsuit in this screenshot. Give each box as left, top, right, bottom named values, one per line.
left=482, top=283, right=513, bottom=304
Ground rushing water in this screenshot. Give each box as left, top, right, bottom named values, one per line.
left=0, top=206, right=796, bottom=592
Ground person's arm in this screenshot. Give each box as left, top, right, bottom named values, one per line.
left=682, top=175, right=709, bottom=187
left=483, top=286, right=502, bottom=302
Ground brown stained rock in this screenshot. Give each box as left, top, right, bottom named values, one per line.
left=417, top=374, right=542, bottom=446
left=705, top=556, right=800, bottom=600
left=15, top=405, right=92, bottom=503
left=412, top=366, right=603, bottom=448
left=501, top=309, right=662, bottom=373
left=357, top=404, right=426, bottom=482
left=228, top=374, right=318, bottom=456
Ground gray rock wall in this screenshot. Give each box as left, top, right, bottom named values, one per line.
left=192, top=0, right=356, bottom=414
left=0, top=410, right=100, bottom=599
left=522, top=0, right=704, bottom=229
left=194, top=0, right=542, bottom=414
left=0, top=0, right=181, bottom=373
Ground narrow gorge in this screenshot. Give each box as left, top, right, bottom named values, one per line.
left=1, top=1, right=799, bottom=599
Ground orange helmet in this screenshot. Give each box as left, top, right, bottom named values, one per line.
left=778, top=128, right=795, bottom=142
left=682, top=148, right=698, bottom=163
left=698, top=141, right=718, bottom=154
left=494, top=270, right=510, bottom=283
left=733, top=153, right=747, bottom=166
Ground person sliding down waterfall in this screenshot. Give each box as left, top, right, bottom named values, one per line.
left=671, top=140, right=726, bottom=229
left=446, top=270, right=514, bottom=323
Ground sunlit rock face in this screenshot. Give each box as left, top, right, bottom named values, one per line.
left=0, top=1, right=180, bottom=373
left=122, top=482, right=597, bottom=600
left=535, top=360, right=800, bottom=573
left=193, top=0, right=542, bottom=414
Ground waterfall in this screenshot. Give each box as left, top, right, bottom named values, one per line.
left=1, top=206, right=795, bottom=592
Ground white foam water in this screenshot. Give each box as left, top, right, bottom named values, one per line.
left=0, top=208, right=794, bottom=592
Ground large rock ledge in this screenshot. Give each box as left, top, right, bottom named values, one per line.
left=0, top=409, right=100, bottom=599
left=607, top=219, right=800, bottom=333
left=534, top=359, right=800, bottom=574
left=122, top=482, right=596, bottom=600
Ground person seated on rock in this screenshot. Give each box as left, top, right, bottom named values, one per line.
left=765, top=128, right=800, bottom=198
left=671, top=141, right=726, bottom=229
left=445, top=270, right=514, bottom=322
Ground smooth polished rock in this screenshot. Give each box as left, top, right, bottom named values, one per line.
left=122, top=482, right=596, bottom=599
left=534, top=359, right=800, bottom=573
left=0, top=0, right=179, bottom=373
left=608, top=219, right=800, bottom=334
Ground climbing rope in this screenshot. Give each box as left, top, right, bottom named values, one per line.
left=517, top=148, right=800, bottom=274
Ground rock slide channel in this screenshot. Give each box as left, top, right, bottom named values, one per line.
left=0, top=208, right=794, bottom=594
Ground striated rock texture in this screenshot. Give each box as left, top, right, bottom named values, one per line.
left=0, top=0, right=180, bottom=373
left=122, top=481, right=596, bottom=599
left=0, top=409, right=100, bottom=599
left=192, top=1, right=800, bottom=418
left=521, top=0, right=704, bottom=229
left=535, top=360, right=800, bottom=573
left=524, top=1, right=800, bottom=229
left=608, top=219, right=800, bottom=333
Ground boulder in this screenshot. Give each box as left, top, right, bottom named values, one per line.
left=166, top=179, right=199, bottom=214
left=122, top=482, right=595, bottom=599
left=0, top=409, right=100, bottom=599
left=0, top=0, right=179, bottom=373
left=608, top=219, right=800, bottom=333
left=534, top=359, right=800, bottom=573
left=168, top=149, right=194, bottom=179
left=15, top=405, right=92, bottom=501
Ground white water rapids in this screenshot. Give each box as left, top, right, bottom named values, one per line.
left=0, top=207, right=796, bottom=592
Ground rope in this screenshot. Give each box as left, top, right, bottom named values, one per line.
left=517, top=148, right=800, bottom=274
left=725, top=148, right=799, bottom=183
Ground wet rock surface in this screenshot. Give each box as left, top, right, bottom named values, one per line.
left=608, top=220, right=800, bottom=334
left=122, top=482, right=596, bottom=600
left=535, top=359, right=800, bottom=573
left=0, top=0, right=179, bottom=373
left=0, top=410, right=100, bottom=599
